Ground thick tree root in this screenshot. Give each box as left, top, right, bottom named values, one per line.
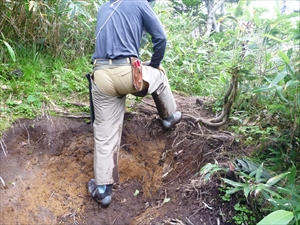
left=188, top=72, right=239, bottom=127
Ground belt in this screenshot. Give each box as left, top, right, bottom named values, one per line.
left=93, top=58, right=131, bottom=65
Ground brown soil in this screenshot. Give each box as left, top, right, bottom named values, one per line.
left=0, top=94, right=242, bottom=225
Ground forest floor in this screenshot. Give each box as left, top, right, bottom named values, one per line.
left=0, top=93, right=248, bottom=225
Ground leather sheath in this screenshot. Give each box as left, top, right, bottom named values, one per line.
left=131, top=57, right=143, bottom=91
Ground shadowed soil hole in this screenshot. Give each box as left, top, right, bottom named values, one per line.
left=1, top=95, right=239, bottom=224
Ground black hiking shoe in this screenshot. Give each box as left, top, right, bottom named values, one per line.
left=162, top=111, right=182, bottom=129
left=87, top=179, right=112, bottom=207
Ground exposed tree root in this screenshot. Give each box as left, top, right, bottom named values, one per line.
left=187, top=71, right=239, bottom=127
left=190, top=132, right=234, bottom=142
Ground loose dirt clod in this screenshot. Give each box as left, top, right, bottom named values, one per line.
left=0, top=94, right=239, bottom=224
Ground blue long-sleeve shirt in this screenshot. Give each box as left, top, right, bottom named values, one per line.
left=92, top=0, right=166, bottom=68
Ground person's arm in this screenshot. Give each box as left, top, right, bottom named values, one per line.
left=142, top=4, right=166, bottom=68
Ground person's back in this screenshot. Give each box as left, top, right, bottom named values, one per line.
left=92, top=0, right=166, bottom=69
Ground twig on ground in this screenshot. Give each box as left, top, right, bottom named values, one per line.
left=192, top=181, right=200, bottom=200
left=174, top=137, right=187, bottom=148
left=67, top=102, right=88, bottom=107
left=162, top=168, right=173, bottom=178
left=171, top=133, right=179, bottom=147
left=61, top=114, right=90, bottom=119
left=185, top=217, right=195, bottom=225
left=69, top=210, right=78, bottom=225
left=163, top=164, right=189, bottom=186
left=49, top=191, right=55, bottom=199
left=44, top=95, right=60, bottom=111
left=34, top=135, right=45, bottom=145
left=170, top=218, right=185, bottom=225
left=23, top=124, right=30, bottom=145
left=197, top=123, right=204, bottom=135
left=0, top=176, right=6, bottom=187
left=50, top=109, right=90, bottom=119
left=219, top=207, right=226, bottom=223
left=202, top=201, right=213, bottom=210
left=203, top=146, right=222, bottom=157
left=0, top=139, right=7, bottom=156
left=142, top=100, right=156, bottom=108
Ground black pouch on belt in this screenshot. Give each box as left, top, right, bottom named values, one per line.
left=130, top=57, right=143, bottom=91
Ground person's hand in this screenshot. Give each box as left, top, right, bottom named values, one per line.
left=142, top=61, right=165, bottom=74
left=158, top=65, right=165, bottom=74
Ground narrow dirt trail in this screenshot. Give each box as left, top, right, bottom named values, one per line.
left=0, top=94, right=239, bottom=225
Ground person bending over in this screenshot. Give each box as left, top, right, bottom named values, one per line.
left=87, top=0, right=182, bottom=207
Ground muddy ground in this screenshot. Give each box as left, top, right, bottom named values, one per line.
left=0, top=94, right=243, bottom=225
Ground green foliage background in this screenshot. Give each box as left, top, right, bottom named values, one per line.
left=0, top=0, right=299, bottom=224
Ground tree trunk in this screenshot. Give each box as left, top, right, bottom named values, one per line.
left=204, top=0, right=225, bottom=37
left=204, top=0, right=214, bottom=15
left=220, top=1, right=225, bottom=32
left=281, top=0, right=287, bottom=14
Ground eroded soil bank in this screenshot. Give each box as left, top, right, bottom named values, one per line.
left=0, top=94, right=239, bottom=225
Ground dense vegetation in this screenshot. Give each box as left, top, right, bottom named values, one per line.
left=0, top=0, right=299, bottom=224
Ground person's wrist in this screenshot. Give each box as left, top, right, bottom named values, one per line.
left=149, top=62, right=159, bottom=69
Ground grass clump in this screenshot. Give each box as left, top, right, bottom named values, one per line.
left=0, top=47, right=91, bottom=132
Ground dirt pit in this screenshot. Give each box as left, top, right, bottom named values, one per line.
left=0, top=94, right=241, bottom=225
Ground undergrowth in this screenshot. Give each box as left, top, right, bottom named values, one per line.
left=0, top=1, right=299, bottom=223
left=0, top=47, right=91, bottom=132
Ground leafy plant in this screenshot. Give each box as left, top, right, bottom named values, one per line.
left=0, top=0, right=97, bottom=60
left=258, top=164, right=300, bottom=225
left=27, top=92, right=42, bottom=108
left=213, top=1, right=300, bottom=174
left=0, top=47, right=90, bottom=127
left=0, top=39, right=16, bottom=63
left=257, top=210, right=294, bottom=225
left=200, top=161, right=300, bottom=224
left=232, top=203, right=256, bottom=225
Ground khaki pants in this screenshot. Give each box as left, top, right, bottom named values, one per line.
left=92, top=63, right=176, bottom=185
